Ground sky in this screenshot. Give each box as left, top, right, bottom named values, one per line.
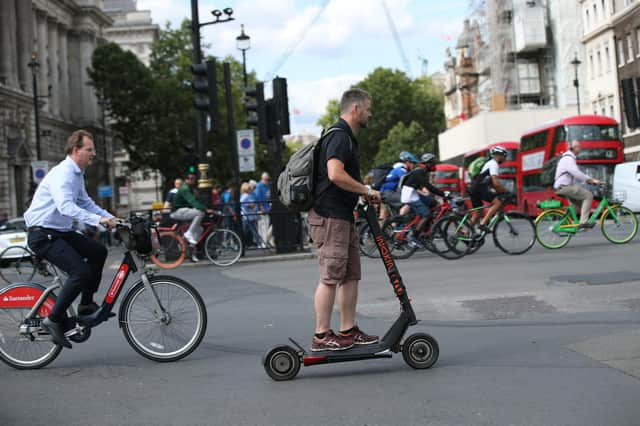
left=137, top=0, right=470, bottom=135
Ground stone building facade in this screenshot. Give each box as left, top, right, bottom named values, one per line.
left=0, top=0, right=113, bottom=217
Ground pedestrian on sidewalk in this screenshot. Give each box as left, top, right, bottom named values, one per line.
left=255, top=172, right=271, bottom=246
left=308, top=88, right=381, bottom=352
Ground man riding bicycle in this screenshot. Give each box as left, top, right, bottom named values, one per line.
left=378, top=151, right=419, bottom=220
left=469, top=146, right=510, bottom=236
left=400, top=153, right=446, bottom=247
left=553, top=141, right=600, bottom=228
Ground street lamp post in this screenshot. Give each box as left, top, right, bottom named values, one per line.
left=571, top=53, right=582, bottom=115
left=236, top=24, right=250, bottom=87
left=27, top=54, right=42, bottom=161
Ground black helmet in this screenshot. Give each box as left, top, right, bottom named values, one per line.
left=420, top=153, right=437, bottom=164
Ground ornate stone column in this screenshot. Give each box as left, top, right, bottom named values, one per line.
left=0, top=0, right=19, bottom=88
left=79, top=30, right=97, bottom=123
left=67, top=30, right=81, bottom=121
left=58, top=23, right=70, bottom=119
left=47, top=17, right=60, bottom=117
left=16, top=0, right=33, bottom=92
left=35, top=9, right=49, bottom=113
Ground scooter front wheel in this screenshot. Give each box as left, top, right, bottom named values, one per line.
left=402, top=333, right=439, bottom=369
left=263, top=345, right=301, bottom=381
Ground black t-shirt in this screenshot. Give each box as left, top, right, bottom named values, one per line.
left=402, top=168, right=445, bottom=197
left=313, top=119, right=361, bottom=222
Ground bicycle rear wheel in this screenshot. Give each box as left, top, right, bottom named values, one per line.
left=0, top=283, right=62, bottom=369
left=150, top=232, right=186, bottom=269
left=535, top=210, right=572, bottom=249
left=358, top=222, right=380, bottom=258
left=601, top=206, right=638, bottom=244
left=381, top=216, right=416, bottom=259
left=120, top=276, right=207, bottom=362
left=493, top=212, right=536, bottom=255
left=204, top=229, right=242, bottom=266
left=0, top=246, right=36, bottom=285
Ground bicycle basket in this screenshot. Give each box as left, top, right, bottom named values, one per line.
left=128, top=217, right=153, bottom=255
left=537, top=199, right=562, bottom=209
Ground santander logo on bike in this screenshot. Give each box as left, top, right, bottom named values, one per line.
left=3, top=294, right=35, bottom=302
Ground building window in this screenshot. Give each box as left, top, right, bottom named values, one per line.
left=586, top=9, right=590, bottom=30
left=605, top=44, right=611, bottom=71
left=602, top=0, right=607, bottom=18
left=627, top=33, right=634, bottom=63
left=609, top=96, right=615, bottom=118
left=618, top=38, right=625, bottom=66
left=593, top=102, right=598, bottom=115
left=597, top=49, right=603, bottom=75
left=590, top=52, right=595, bottom=78
left=636, top=28, right=640, bottom=57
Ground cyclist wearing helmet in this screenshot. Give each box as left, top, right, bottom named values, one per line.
left=400, top=153, right=446, bottom=246
left=378, top=151, right=419, bottom=220
left=469, top=145, right=509, bottom=233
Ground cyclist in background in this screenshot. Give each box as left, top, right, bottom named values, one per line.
left=469, top=146, right=509, bottom=235
left=400, top=153, right=446, bottom=247
left=378, top=151, right=419, bottom=220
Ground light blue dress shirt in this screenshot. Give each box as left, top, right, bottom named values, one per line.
left=24, top=156, right=112, bottom=231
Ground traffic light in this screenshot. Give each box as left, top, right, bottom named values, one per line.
left=272, top=77, right=290, bottom=136
left=191, top=58, right=219, bottom=133
left=244, top=82, right=268, bottom=144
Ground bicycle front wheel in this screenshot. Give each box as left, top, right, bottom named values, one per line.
left=120, top=276, right=207, bottom=362
left=150, top=233, right=186, bottom=269
left=493, top=213, right=536, bottom=255
left=601, top=206, right=638, bottom=244
left=439, top=214, right=474, bottom=258
left=535, top=210, right=572, bottom=249
left=381, top=216, right=416, bottom=260
left=204, top=229, right=242, bottom=266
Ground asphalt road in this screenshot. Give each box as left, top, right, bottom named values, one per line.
left=1, top=232, right=639, bottom=426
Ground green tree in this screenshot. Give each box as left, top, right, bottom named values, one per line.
left=316, top=99, right=340, bottom=129
left=318, top=68, right=445, bottom=172
left=90, top=20, right=274, bottom=197
left=374, top=121, right=433, bottom=165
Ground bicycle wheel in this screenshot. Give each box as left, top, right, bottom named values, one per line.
left=0, top=246, right=36, bottom=284
left=204, top=229, right=242, bottom=266
left=381, top=216, right=416, bottom=260
left=120, top=276, right=207, bottom=362
left=437, top=215, right=473, bottom=259
left=493, top=212, right=536, bottom=255
left=358, top=222, right=380, bottom=258
left=535, top=209, right=572, bottom=249
left=600, top=205, right=638, bottom=244
left=0, top=283, right=63, bottom=369
left=150, top=232, right=186, bottom=269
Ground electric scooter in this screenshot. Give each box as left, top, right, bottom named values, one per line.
left=263, top=202, right=439, bottom=381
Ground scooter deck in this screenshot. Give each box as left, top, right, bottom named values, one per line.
left=307, top=342, right=394, bottom=357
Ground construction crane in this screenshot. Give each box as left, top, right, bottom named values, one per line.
left=264, top=0, right=332, bottom=81
left=380, top=0, right=412, bottom=77
left=418, top=50, right=429, bottom=76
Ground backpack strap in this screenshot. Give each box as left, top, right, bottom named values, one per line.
left=553, top=152, right=574, bottom=185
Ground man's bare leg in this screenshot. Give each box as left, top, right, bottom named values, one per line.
left=480, top=199, right=502, bottom=227
left=338, top=280, right=358, bottom=332
left=314, top=281, right=337, bottom=333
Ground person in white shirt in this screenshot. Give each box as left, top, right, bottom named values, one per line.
left=553, top=141, right=600, bottom=228
left=469, top=146, right=510, bottom=233
left=25, top=129, right=116, bottom=348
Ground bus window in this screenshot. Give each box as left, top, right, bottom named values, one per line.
left=434, top=170, right=458, bottom=180
left=523, top=174, right=545, bottom=193
left=566, top=125, right=619, bottom=141
left=521, top=131, right=549, bottom=151
left=551, top=126, right=567, bottom=154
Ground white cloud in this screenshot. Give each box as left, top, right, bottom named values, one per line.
left=287, top=73, right=363, bottom=134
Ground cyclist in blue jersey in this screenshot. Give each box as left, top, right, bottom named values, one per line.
left=378, top=151, right=419, bottom=220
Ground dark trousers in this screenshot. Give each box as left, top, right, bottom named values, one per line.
left=28, top=229, right=108, bottom=322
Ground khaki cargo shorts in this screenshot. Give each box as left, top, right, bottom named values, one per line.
left=308, top=209, right=361, bottom=285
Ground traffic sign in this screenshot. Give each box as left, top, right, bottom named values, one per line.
left=30, top=161, right=49, bottom=184
left=97, top=185, right=113, bottom=198
left=239, top=155, right=255, bottom=173
left=237, top=129, right=255, bottom=156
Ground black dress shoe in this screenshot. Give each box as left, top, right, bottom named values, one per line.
left=42, top=317, right=72, bottom=349
left=77, top=302, right=116, bottom=318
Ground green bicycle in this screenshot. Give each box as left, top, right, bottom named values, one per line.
left=442, top=193, right=536, bottom=256
left=535, top=186, right=638, bottom=249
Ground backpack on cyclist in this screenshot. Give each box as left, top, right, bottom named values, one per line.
left=397, top=168, right=418, bottom=190
left=370, top=163, right=394, bottom=190
left=277, top=127, right=350, bottom=212
left=467, top=156, right=489, bottom=179
left=539, top=152, right=572, bottom=187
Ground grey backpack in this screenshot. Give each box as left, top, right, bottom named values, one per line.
left=277, top=128, right=348, bottom=212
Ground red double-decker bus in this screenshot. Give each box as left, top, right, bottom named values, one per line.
left=461, top=141, right=520, bottom=196
left=432, top=164, right=461, bottom=194
left=516, top=115, right=624, bottom=216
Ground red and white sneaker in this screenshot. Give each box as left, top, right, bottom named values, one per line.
left=340, top=326, right=379, bottom=345
left=311, top=330, right=354, bottom=351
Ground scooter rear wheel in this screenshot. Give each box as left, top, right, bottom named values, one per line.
left=402, top=333, right=439, bottom=369
left=263, top=345, right=301, bottom=381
